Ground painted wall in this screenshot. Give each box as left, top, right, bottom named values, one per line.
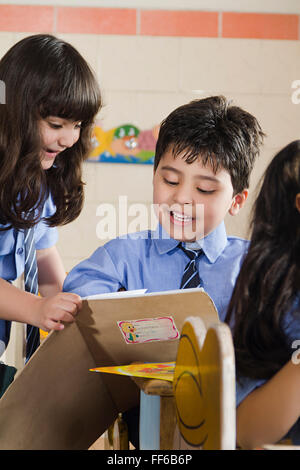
left=0, top=2, right=299, bottom=275
left=0, top=0, right=300, bottom=14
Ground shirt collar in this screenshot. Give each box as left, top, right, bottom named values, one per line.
left=152, top=224, right=179, bottom=255
left=153, top=221, right=228, bottom=263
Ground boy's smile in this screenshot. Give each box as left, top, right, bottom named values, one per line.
left=153, top=148, right=248, bottom=242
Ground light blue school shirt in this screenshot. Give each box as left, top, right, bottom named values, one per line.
left=0, top=194, right=58, bottom=355
left=236, top=297, right=300, bottom=445
left=63, top=221, right=249, bottom=321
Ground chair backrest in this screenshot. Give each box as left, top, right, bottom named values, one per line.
left=172, top=316, right=236, bottom=450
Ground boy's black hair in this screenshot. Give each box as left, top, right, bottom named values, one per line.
left=154, top=96, right=265, bottom=194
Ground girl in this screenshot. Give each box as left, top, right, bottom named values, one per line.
left=0, top=34, right=101, bottom=361
left=225, top=140, right=300, bottom=449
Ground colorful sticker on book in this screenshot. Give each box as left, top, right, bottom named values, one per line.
left=117, top=316, right=179, bottom=344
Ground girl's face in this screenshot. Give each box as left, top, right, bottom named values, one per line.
left=38, top=116, right=82, bottom=170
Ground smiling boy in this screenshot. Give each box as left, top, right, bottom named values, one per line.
left=64, top=96, right=264, bottom=320
left=63, top=96, right=264, bottom=448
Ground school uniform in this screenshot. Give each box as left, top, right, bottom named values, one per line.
left=0, top=193, right=58, bottom=356
left=63, top=221, right=249, bottom=322
left=236, top=297, right=300, bottom=445
left=63, top=220, right=248, bottom=448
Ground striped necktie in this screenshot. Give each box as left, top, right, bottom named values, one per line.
left=179, top=244, right=204, bottom=289
left=24, top=227, right=40, bottom=361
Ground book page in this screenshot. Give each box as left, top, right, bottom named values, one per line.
left=82, top=289, right=147, bottom=301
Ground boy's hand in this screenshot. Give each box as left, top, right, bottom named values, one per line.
left=32, top=292, right=82, bottom=331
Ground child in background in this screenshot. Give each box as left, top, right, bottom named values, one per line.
left=63, top=96, right=264, bottom=448
left=0, top=34, right=101, bottom=363
left=225, top=140, right=300, bottom=448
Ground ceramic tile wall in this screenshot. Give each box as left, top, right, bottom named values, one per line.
left=0, top=6, right=299, bottom=272
left=57, top=35, right=300, bottom=271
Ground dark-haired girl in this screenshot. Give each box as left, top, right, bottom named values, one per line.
left=226, top=140, right=300, bottom=448
left=0, top=34, right=101, bottom=361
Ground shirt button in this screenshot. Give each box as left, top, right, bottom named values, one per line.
left=17, top=248, right=23, bottom=255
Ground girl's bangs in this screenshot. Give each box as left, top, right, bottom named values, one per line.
left=39, top=76, right=100, bottom=123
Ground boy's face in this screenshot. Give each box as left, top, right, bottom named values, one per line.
left=153, top=148, right=248, bottom=242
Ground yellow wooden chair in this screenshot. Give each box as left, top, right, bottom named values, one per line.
left=172, top=316, right=236, bottom=450
left=104, top=315, right=236, bottom=450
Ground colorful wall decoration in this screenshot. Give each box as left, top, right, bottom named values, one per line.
left=88, top=122, right=159, bottom=165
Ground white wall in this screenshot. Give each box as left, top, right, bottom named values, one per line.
left=51, top=33, right=300, bottom=271
left=1, top=4, right=300, bottom=367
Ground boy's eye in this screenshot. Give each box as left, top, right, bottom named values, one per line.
left=164, top=178, right=178, bottom=186
left=197, top=188, right=215, bottom=194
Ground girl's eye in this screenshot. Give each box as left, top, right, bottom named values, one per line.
left=47, top=122, right=82, bottom=131
left=48, top=122, right=62, bottom=129
left=197, top=188, right=215, bottom=194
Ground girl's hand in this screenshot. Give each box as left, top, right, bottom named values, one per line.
left=32, top=292, right=82, bottom=331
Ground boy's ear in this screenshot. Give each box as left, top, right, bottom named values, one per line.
left=296, top=193, right=300, bottom=213
left=228, top=189, right=248, bottom=216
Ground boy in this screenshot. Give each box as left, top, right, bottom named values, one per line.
left=64, top=96, right=264, bottom=321
left=63, top=96, right=264, bottom=448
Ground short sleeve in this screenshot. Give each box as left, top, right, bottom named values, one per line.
left=236, top=376, right=266, bottom=407
left=35, top=193, right=58, bottom=250
left=0, top=228, right=15, bottom=256
left=0, top=226, right=19, bottom=281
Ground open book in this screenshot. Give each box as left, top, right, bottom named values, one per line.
left=0, top=287, right=218, bottom=450
left=84, top=288, right=207, bottom=347
left=87, top=287, right=206, bottom=381
left=82, top=289, right=147, bottom=300
left=82, top=287, right=204, bottom=300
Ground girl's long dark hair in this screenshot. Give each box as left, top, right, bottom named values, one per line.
left=0, top=34, right=101, bottom=229
left=225, top=140, right=300, bottom=380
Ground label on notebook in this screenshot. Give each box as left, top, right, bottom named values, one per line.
left=117, top=316, right=179, bottom=344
